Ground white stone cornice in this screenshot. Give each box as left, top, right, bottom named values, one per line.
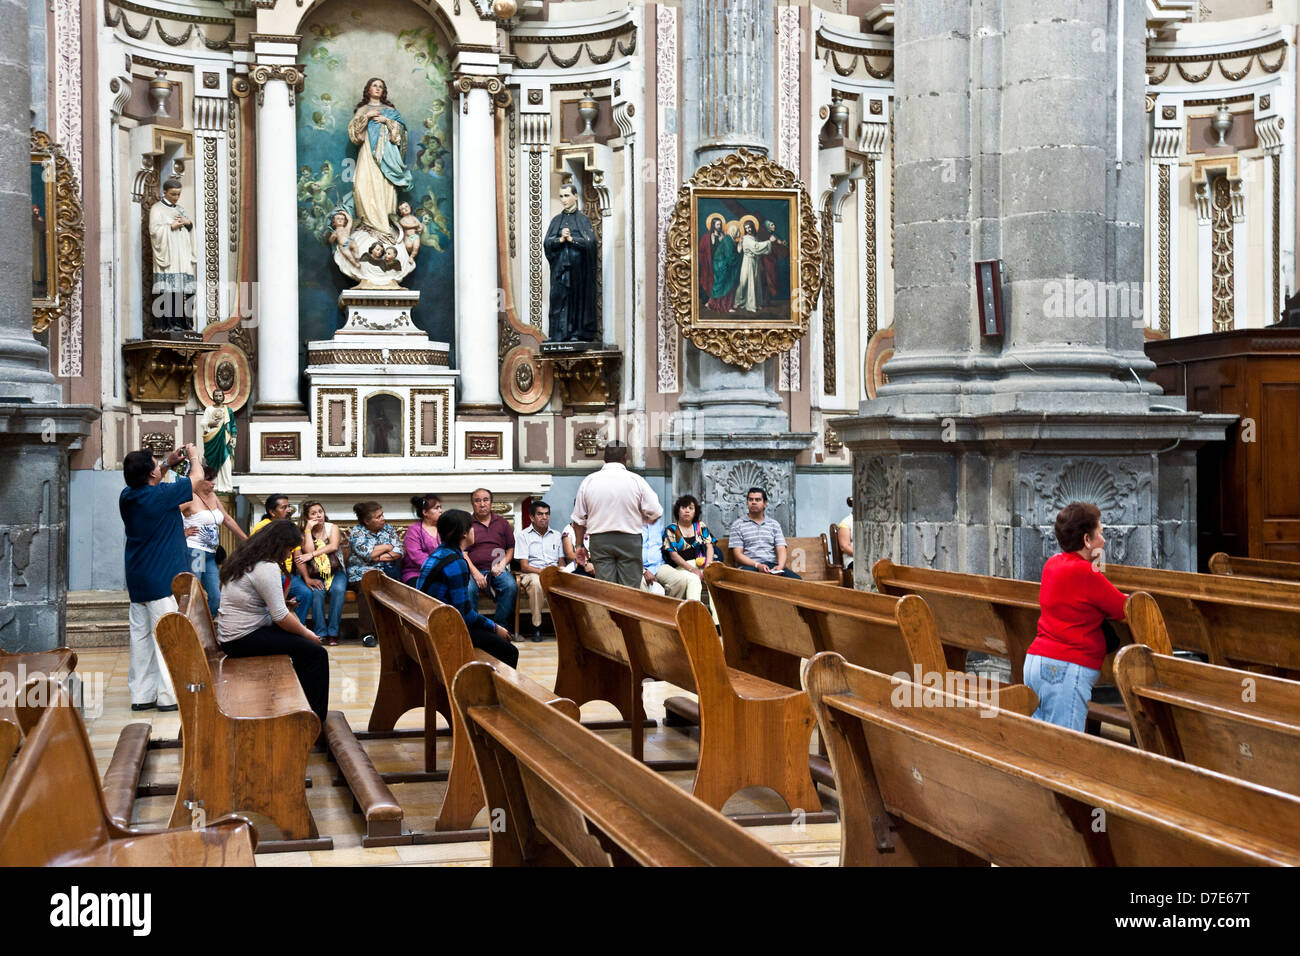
left=857, top=114, right=888, bottom=160
left=612, top=100, right=635, bottom=142
left=519, top=111, right=550, bottom=148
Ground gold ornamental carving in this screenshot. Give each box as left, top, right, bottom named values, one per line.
left=31, top=129, right=85, bottom=335
left=450, top=73, right=510, bottom=112
left=664, top=148, right=822, bottom=370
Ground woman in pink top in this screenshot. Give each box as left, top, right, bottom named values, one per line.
left=402, top=493, right=442, bottom=584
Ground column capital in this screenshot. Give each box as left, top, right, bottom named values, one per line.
left=249, top=63, right=306, bottom=107
left=450, top=72, right=510, bottom=112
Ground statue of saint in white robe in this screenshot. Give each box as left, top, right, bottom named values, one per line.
left=347, top=103, right=411, bottom=241
left=148, top=198, right=197, bottom=330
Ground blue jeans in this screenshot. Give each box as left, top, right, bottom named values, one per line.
left=308, top=573, right=348, bottom=638
left=188, top=548, right=220, bottom=620
left=1024, top=653, right=1100, bottom=733
left=286, top=574, right=313, bottom=626
left=467, top=567, right=518, bottom=629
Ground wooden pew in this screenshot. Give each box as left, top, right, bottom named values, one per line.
left=155, top=572, right=328, bottom=850
left=0, top=645, right=76, bottom=731
left=702, top=561, right=1036, bottom=709
left=452, top=660, right=790, bottom=867
left=804, top=651, right=1300, bottom=866
left=0, top=681, right=256, bottom=866
left=542, top=565, right=822, bottom=816
left=1103, top=562, right=1300, bottom=677
left=357, top=569, right=579, bottom=837
left=1208, top=551, right=1300, bottom=585
left=1115, top=643, right=1300, bottom=796
left=871, top=559, right=1170, bottom=735
left=717, top=535, right=846, bottom=586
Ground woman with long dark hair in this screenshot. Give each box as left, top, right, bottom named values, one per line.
left=347, top=77, right=411, bottom=239
left=402, top=493, right=442, bottom=584
left=296, top=501, right=346, bottom=645
left=1026, top=502, right=1127, bottom=733
left=217, top=519, right=328, bottom=723
left=416, top=509, right=518, bottom=667
left=180, top=463, right=246, bottom=619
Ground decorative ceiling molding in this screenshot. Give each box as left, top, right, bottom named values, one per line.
left=1147, top=37, right=1288, bottom=86
left=105, top=0, right=236, bottom=50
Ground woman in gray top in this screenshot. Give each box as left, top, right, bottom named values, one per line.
left=217, top=519, right=329, bottom=723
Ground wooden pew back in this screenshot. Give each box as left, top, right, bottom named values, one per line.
left=708, top=562, right=944, bottom=679
left=452, top=660, right=790, bottom=866
left=1115, top=643, right=1300, bottom=795
left=1103, top=562, right=1300, bottom=673
left=805, top=651, right=1300, bottom=866
left=0, top=682, right=255, bottom=866
left=1208, top=552, right=1300, bottom=585
left=0, top=646, right=77, bottom=734
left=872, top=559, right=1171, bottom=681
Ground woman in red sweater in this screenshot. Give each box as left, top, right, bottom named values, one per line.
left=1026, top=502, right=1128, bottom=732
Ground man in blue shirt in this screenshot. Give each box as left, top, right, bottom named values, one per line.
left=119, top=442, right=202, bottom=711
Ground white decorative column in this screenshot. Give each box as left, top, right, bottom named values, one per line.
left=1194, top=172, right=1213, bottom=335
left=194, top=72, right=230, bottom=332
left=1149, top=99, right=1181, bottom=336
left=250, top=62, right=304, bottom=412
left=776, top=4, right=800, bottom=392
left=453, top=73, right=504, bottom=411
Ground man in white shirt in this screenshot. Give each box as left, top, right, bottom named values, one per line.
left=515, top=500, right=564, bottom=642
left=570, top=441, right=663, bottom=588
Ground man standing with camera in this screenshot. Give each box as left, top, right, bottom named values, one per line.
left=119, top=442, right=202, bottom=711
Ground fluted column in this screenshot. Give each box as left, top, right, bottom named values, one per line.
left=251, top=64, right=304, bottom=412
left=453, top=75, right=502, bottom=410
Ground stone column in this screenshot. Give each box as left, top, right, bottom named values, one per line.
left=0, top=6, right=97, bottom=651
left=453, top=77, right=502, bottom=411
left=838, top=0, right=1232, bottom=583
left=661, top=0, right=812, bottom=535
left=251, top=65, right=303, bottom=413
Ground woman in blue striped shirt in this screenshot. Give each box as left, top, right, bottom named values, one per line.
left=416, top=509, right=518, bottom=667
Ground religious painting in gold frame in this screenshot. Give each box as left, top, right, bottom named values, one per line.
left=665, top=149, right=821, bottom=369
left=30, top=129, right=84, bottom=334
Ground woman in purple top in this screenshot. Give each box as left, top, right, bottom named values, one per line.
left=402, top=493, right=442, bottom=584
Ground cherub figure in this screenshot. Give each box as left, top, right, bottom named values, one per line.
left=381, top=246, right=401, bottom=271
left=397, top=201, right=423, bottom=259
left=364, top=241, right=387, bottom=266
left=327, top=210, right=360, bottom=267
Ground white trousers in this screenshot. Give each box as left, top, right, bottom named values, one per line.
left=128, top=596, right=178, bottom=707
left=654, top=565, right=721, bottom=625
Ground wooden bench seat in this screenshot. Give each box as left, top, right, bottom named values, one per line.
left=452, top=660, right=790, bottom=867
left=717, top=535, right=846, bottom=585
left=155, top=572, right=325, bottom=848
left=542, top=565, right=821, bottom=815
left=1115, top=643, right=1300, bottom=795
left=804, top=651, right=1300, bottom=866
left=0, top=720, right=18, bottom=783
left=0, top=682, right=256, bottom=866
left=871, top=559, right=1171, bottom=737
left=1103, top=562, right=1300, bottom=677
left=1208, top=552, right=1300, bottom=585
left=358, top=569, right=578, bottom=836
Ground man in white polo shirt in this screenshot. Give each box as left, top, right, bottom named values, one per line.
left=515, top=500, right=564, bottom=642
left=570, top=441, right=663, bottom=588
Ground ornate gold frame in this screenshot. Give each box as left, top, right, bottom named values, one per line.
left=31, top=129, right=85, bottom=335
left=665, top=148, right=821, bottom=369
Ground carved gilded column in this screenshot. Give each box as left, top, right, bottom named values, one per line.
left=519, top=91, right=551, bottom=333
left=1150, top=99, right=1182, bottom=336
left=194, top=71, right=230, bottom=332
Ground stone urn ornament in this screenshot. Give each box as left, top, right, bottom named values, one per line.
left=1212, top=100, right=1234, bottom=146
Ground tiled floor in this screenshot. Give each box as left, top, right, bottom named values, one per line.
left=75, top=640, right=841, bottom=867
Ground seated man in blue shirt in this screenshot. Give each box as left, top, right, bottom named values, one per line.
left=119, top=443, right=203, bottom=711
left=416, top=508, right=518, bottom=667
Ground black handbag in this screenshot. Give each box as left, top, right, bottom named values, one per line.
left=1100, top=619, right=1121, bottom=655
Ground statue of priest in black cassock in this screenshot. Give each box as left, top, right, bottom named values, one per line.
left=543, top=182, right=599, bottom=343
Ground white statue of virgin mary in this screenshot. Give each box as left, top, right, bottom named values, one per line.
left=347, top=77, right=412, bottom=241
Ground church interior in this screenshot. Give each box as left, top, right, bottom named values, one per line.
left=4, top=0, right=1300, bottom=890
